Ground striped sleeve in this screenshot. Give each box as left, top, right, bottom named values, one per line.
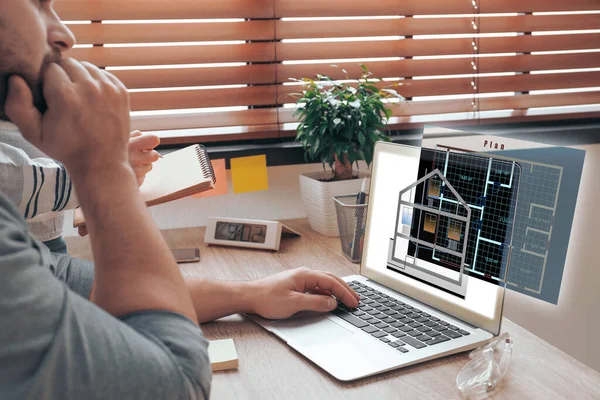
left=0, top=143, right=79, bottom=219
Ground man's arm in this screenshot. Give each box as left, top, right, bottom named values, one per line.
left=6, top=59, right=197, bottom=321
left=0, top=193, right=210, bottom=400
left=186, top=268, right=360, bottom=323
left=0, top=132, right=159, bottom=220
left=47, top=249, right=360, bottom=324
left=0, top=141, right=77, bottom=218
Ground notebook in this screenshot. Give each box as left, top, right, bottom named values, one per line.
left=73, top=144, right=216, bottom=228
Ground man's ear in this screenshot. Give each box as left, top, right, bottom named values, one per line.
left=5, top=75, right=42, bottom=146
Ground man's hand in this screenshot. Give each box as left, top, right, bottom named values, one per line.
left=246, top=267, right=360, bottom=320
left=5, top=58, right=130, bottom=176
left=128, top=130, right=160, bottom=186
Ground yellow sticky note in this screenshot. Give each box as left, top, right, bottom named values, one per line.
left=193, top=159, right=228, bottom=198
left=230, top=155, right=268, bottom=194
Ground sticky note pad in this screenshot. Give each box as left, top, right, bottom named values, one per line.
left=208, top=338, right=239, bottom=372
left=230, top=155, right=268, bottom=194
left=193, top=159, right=228, bottom=198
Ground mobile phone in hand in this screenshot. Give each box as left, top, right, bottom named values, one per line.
left=171, top=248, right=200, bottom=263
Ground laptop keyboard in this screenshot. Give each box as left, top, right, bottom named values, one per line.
left=332, top=281, right=470, bottom=354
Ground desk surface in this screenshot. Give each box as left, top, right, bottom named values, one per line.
left=66, top=219, right=600, bottom=400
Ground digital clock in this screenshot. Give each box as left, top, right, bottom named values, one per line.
left=204, top=217, right=301, bottom=251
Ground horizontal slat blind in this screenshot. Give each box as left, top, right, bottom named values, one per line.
left=273, top=0, right=482, bottom=132
left=277, top=15, right=600, bottom=38
left=474, top=0, right=600, bottom=122
left=55, top=0, right=600, bottom=144
left=274, top=0, right=600, bottom=135
left=275, top=34, right=600, bottom=61
left=275, top=0, right=600, bottom=15
left=56, top=0, right=279, bottom=143
left=55, top=0, right=274, bottom=19
left=68, top=20, right=275, bottom=44
left=68, top=43, right=276, bottom=66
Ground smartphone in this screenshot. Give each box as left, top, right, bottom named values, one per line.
left=171, top=248, right=200, bottom=263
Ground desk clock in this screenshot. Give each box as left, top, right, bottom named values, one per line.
left=204, top=217, right=301, bottom=251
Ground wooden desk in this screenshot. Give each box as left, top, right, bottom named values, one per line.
left=66, top=219, right=600, bottom=400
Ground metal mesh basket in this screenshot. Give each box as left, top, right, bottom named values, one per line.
left=333, top=194, right=369, bottom=263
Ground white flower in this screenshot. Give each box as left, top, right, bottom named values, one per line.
left=350, top=100, right=361, bottom=108
left=348, top=87, right=357, bottom=94
left=333, top=118, right=342, bottom=125
left=328, top=98, right=341, bottom=106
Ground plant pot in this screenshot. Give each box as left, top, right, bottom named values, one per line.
left=299, top=171, right=370, bottom=237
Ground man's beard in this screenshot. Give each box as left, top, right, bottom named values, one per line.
left=0, top=51, right=60, bottom=122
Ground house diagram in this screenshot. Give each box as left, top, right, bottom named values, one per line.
left=387, top=150, right=520, bottom=292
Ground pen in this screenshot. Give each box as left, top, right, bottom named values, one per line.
left=351, top=178, right=369, bottom=260
left=356, top=177, right=368, bottom=206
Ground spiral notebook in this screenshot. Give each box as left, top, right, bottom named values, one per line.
left=73, top=145, right=216, bottom=228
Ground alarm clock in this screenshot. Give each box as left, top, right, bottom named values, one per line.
left=204, top=217, right=301, bottom=251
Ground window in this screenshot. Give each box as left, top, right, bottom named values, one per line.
left=424, top=213, right=437, bottom=234
left=402, top=206, right=414, bottom=225
left=56, top=0, right=600, bottom=146
left=448, top=219, right=462, bottom=242
left=428, top=179, right=442, bottom=198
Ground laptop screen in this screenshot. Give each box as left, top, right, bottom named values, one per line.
left=361, top=142, right=520, bottom=335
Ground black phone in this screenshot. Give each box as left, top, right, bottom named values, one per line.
left=171, top=248, right=200, bottom=263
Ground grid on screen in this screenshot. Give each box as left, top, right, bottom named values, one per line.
left=421, top=150, right=520, bottom=281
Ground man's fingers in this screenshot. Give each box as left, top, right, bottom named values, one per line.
left=78, top=225, right=89, bottom=237
left=316, top=270, right=360, bottom=302
left=130, top=130, right=143, bottom=138
left=4, top=76, right=42, bottom=144
left=135, top=163, right=153, bottom=174
left=298, top=269, right=359, bottom=308
left=42, top=62, right=75, bottom=106
left=133, top=164, right=152, bottom=186
left=134, top=163, right=153, bottom=177
left=58, top=58, right=93, bottom=83
left=129, top=133, right=160, bottom=152
left=130, top=149, right=160, bottom=166
left=310, top=288, right=333, bottom=297
left=293, top=293, right=338, bottom=313
left=79, top=61, right=112, bottom=85
left=102, top=68, right=129, bottom=92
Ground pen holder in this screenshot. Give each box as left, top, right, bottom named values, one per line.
left=333, top=194, right=369, bottom=263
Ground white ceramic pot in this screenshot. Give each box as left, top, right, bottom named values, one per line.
left=299, top=170, right=369, bottom=237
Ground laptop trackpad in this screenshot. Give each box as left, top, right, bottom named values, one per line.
left=272, top=314, right=354, bottom=347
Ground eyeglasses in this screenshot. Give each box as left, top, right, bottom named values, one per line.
left=456, top=332, right=513, bottom=399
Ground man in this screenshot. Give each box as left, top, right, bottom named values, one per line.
left=0, top=2, right=359, bottom=400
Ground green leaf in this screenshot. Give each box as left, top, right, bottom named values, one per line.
left=358, top=132, right=366, bottom=146
left=292, top=63, right=405, bottom=172
left=369, top=132, right=380, bottom=143
left=319, top=123, right=327, bottom=136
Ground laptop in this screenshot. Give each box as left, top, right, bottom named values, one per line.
left=248, top=141, right=521, bottom=381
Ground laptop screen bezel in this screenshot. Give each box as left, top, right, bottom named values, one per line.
left=360, top=141, right=506, bottom=336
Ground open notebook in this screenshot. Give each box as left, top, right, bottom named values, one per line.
left=73, top=144, right=216, bottom=228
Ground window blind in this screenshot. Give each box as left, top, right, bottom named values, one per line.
left=55, top=0, right=600, bottom=145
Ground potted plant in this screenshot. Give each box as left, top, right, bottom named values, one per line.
left=292, top=65, right=404, bottom=236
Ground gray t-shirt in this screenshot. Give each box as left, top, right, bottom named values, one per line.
left=0, top=191, right=211, bottom=399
